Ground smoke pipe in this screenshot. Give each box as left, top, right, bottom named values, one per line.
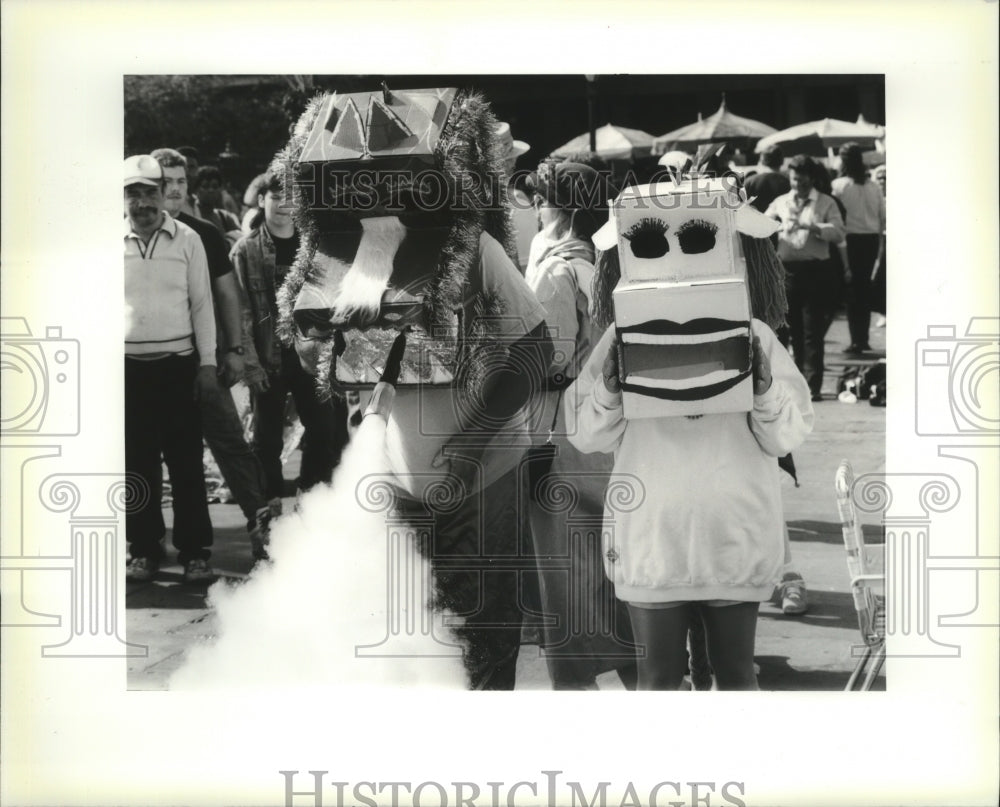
left=362, top=329, right=408, bottom=422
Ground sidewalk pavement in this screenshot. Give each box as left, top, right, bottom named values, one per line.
left=127, top=312, right=886, bottom=691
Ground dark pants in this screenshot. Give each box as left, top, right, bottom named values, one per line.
left=871, top=240, right=887, bottom=316
left=252, top=347, right=348, bottom=498
left=785, top=259, right=837, bottom=397
left=125, top=355, right=212, bottom=564
left=845, top=233, right=880, bottom=348
left=395, top=467, right=529, bottom=690
left=201, top=381, right=269, bottom=525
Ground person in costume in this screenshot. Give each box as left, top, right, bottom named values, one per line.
left=523, top=159, right=637, bottom=689
left=276, top=87, right=552, bottom=689
left=569, top=173, right=814, bottom=689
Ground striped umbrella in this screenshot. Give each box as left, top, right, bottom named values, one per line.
left=550, top=123, right=655, bottom=161
left=755, top=115, right=886, bottom=154
left=653, top=95, right=777, bottom=154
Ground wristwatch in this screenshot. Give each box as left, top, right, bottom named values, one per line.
left=225, top=345, right=245, bottom=356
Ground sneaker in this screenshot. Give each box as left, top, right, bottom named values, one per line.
left=183, top=558, right=216, bottom=584
left=126, top=556, right=158, bottom=582
left=248, top=509, right=271, bottom=562
left=779, top=573, right=808, bottom=615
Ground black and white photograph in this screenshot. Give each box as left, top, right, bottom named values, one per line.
left=2, top=2, right=997, bottom=806
left=118, top=72, right=889, bottom=695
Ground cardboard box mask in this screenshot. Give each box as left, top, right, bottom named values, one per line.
left=601, top=179, right=760, bottom=418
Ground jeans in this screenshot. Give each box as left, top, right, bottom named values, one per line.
left=201, top=383, right=268, bottom=524
left=784, top=259, right=837, bottom=397
left=252, top=347, right=348, bottom=498
left=125, top=354, right=212, bottom=564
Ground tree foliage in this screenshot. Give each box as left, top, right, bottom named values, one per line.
left=124, top=75, right=301, bottom=189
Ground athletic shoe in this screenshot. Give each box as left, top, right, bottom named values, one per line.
left=249, top=496, right=283, bottom=562
left=183, top=559, right=216, bottom=584
left=126, top=556, right=158, bottom=582
left=779, top=573, right=808, bottom=615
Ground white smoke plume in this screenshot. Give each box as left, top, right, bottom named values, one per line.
left=170, top=415, right=467, bottom=690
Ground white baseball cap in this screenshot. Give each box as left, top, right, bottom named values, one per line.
left=124, top=154, right=163, bottom=187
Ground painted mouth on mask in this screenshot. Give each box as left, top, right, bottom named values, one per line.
left=619, top=321, right=751, bottom=400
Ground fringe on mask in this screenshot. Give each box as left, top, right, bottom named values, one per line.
left=274, top=93, right=327, bottom=349
left=591, top=248, right=621, bottom=330
left=424, top=91, right=516, bottom=330
left=309, top=337, right=342, bottom=402
left=740, top=233, right=788, bottom=332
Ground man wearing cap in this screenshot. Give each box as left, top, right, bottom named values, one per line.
left=151, top=147, right=277, bottom=563
left=496, top=122, right=535, bottom=272
left=124, top=154, right=218, bottom=583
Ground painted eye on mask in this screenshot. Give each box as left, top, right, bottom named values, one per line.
left=623, top=218, right=669, bottom=259
left=675, top=219, right=718, bottom=254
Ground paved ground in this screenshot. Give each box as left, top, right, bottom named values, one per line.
left=127, top=313, right=887, bottom=691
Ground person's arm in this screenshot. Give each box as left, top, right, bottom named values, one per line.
left=748, top=321, right=814, bottom=457
left=874, top=188, right=886, bottom=278
left=229, top=241, right=268, bottom=392
left=810, top=196, right=846, bottom=243
left=212, top=271, right=246, bottom=386
left=185, top=236, right=219, bottom=400
left=186, top=237, right=216, bottom=366
left=432, top=235, right=552, bottom=484
left=566, top=326, right=627, bottom=455
left=528, top=257, right=580, bottom=376
left=454, top=321, right=554, bottom=434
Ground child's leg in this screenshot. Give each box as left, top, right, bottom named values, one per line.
left=700, top=602, right=761, bottom=690
left=626, top=604, right=692, bottom=690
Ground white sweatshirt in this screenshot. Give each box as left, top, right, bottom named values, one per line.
left=566, top=321, right=814, bottom=603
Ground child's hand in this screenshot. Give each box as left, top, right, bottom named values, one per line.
left=751, top=335, right=772, bottom=395
left=603, top=337, right=621, bottom=393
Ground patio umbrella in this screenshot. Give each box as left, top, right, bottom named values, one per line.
left=550, top=123, right=655, bottom=161
left=755, top=115, right=886, bottom=154
left=653, top=95, right=777, bottom=154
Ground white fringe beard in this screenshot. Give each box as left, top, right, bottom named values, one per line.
left=330, top=216, right=407, bottom=324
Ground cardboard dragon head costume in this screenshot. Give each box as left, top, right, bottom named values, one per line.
left=591, top=174, right=787, bottom=419
left=274, top=87, right=517, bottom=396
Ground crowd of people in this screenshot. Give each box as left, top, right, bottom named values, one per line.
left=123, top=95, right=887, bottom=690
